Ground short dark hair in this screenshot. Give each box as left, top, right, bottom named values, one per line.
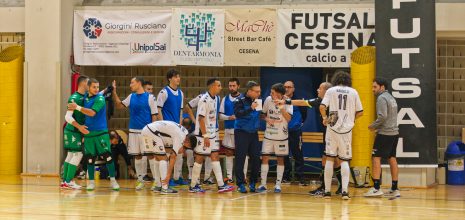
left=87, top=78, right=99, bottom=86
left=143, top=80, right=152, bottom=86
left=132, top=76, right=144, bottom=85
left=207, top=78, right=219, bottom=87
left=331, top=70, right=351, bottom=87
left=166, top=69, right=180, bottom=81
left=246, top=81, right=260, bottom=91
left=271, top=83, right=286, bottom=95
left=228, top=78, right=240, bottom=85
left=77, top=75, right=89, bottom=86
left=187, top=134, right=197, bottom=149
left=373, top=78, right=389, bottom=90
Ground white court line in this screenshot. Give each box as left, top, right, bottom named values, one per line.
left=229, top=191, right=267, bottom=201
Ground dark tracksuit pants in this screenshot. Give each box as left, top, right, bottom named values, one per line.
left=234, top=129, right=261, bottom=186
left=284, top=129, right=305, bottom=180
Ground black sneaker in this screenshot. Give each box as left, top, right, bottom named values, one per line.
left=341, top=191, right=351, bottom=200
left=203, top=178, right=215, bottom=185
left=299, top=179, right=308, bottom=186
left=309, top=187, right=324, bottom=196
left=143, top=175, right=153, bottom=182
left=335, top=186, right=342, bottom=195
left=281, top=179, right=291, bottom=185
left=323, top=192, right=331, bottom=199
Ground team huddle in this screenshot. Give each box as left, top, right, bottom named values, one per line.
left=60, top=69, right=401, bottom=199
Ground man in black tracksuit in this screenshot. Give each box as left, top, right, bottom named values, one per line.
left=283, top=81, right=308, bottom=185
left=234, top=81, right=262, bottom=193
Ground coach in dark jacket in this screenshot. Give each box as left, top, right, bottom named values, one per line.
left=283, top=81, right=308, bottom=185
left=234, top=81, right=261, bottom=193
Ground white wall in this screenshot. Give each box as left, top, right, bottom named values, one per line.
left=436, top=3, right=465, bottom=38
left=0, top=7, right=24, bottom=32
left=23, top=0, right=76, bottom=175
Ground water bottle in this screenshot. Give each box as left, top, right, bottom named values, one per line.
left=353, top=169, right=363, bottom=187
left=95, top=167, right=100, bottom=180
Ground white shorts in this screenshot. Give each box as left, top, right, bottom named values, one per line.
left=325, top=128, right=352, bottom=160
left=128, top=130, right=146, bottom=155
left=262, top=138, right=289, bottom=156
left=222, top=129, right=235, bottom=150
left=141, top=127, right=179, bottom=156
left=194, top=136, right=220, bottom=156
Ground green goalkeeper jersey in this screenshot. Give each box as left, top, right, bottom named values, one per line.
left=64, top=92, right=86, bottom=132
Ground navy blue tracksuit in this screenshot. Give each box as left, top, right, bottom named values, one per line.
left=234, top=95, right=261, bottom=186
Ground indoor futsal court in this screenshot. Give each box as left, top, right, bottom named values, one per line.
left=1, top=0, right=465, bottom=219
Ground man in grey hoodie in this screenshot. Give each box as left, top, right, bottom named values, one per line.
left=364, top=78, right=400, bottom=198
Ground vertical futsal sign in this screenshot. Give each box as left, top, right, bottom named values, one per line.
left=375, top=0, right=437, bottom=165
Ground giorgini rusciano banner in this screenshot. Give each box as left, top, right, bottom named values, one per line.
left=73, top=10, right=172, bottom=66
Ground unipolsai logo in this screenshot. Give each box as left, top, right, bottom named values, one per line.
left=179, top=12, right=216, bottom=51
left=83, top=18, right=103, bottom=39
left=131, top=42, right=167, bottom=54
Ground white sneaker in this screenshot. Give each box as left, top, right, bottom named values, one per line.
left=86, top=182, right=95, bottom=191
left=363, top=187, right=384, bottom=197
left=110, top=180, right=120, bottom=191
left=68, top=181, right=82, bottom=190
left=135, top=180, right=145, bottom=190
left=385, top=189, right=401, bottom=197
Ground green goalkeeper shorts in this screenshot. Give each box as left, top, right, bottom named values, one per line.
left=63, top=129, right=83, bottom=152
left=84, top=131, right=111, bottom=157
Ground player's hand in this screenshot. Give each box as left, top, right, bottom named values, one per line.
left=274, top=99, right=285, bottom=105
left=204, top=137, right=210, bottom=147
left=112, top=80, right=116, bottom=90
left=251, top=102, right=258, bottom=110
left=178, top=147, right=185, bottom=155
left=78, top=125, right=89, bottom=135
left=322, top=118, right=328, bottom=126
left=128, top=166, right=136, bottom=179
left=228, top=115, right=236, bottom=120
left=162, top=177, right=170, bottom=185
left=368, top=126, right=377, bottom=132
left=68, top=101, right=78, bottom=111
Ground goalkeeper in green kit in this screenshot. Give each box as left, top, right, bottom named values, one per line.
left=68, top=78, right=120, bottom=191
left=61, top=75, right=90, bottom=190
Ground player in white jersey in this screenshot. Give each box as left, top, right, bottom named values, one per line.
left=184, top=91, right=215, bottom=185
left=141, top=120, right=197, bottom=194
left=257, top=83, right=293, bottom=193
left=219, top=78, right=247, bottom=184
left=189, top=78, right=234, bottom=193
left=320, top=71, right=363, bottom=200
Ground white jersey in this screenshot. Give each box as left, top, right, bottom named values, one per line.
left=262, top=96, right=293, bottom=141
left=145, top=120, right=189, bottom=151
left=321, top=85, right=363, bottom=134
left=187, top=93, right=204, bottom=109
left=194, top=93, right=219, bottom=139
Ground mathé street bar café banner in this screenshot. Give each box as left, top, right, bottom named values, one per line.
left=376, top=0, right=437, bottom=166
left=276, top=8, right=375, bottom=67
left=224, top=8, right=276, bottom=66
left=73, top=10, right=172, bottom=66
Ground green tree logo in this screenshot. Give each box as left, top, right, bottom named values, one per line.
left=179, top=12, right=216, bottom=51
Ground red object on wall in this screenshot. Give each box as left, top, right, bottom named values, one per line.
left=71, top=72, right=80, bottom=93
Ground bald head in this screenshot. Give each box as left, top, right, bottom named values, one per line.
left=317, top=82, right=332, bottom=99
